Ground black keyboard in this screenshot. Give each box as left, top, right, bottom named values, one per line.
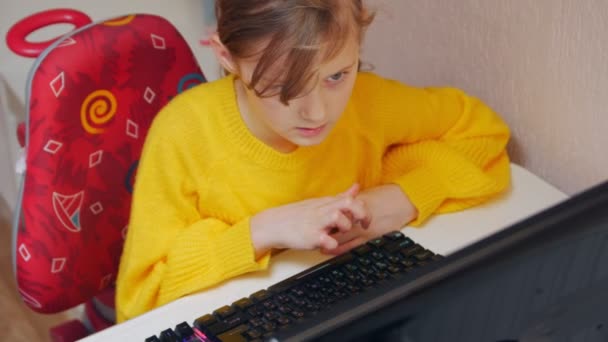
left=145, top=231, right=442, bottom=342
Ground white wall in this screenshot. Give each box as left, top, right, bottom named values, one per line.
left=0, top=1, right=220, bottom=210
left=3, top=0, right=607, bottom=199
left=1, top=0, right=220, bottom=105
left=363, top=0, right=608, bottom=195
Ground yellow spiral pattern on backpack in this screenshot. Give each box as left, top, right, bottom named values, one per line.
left=103, top=15, right=136, bottom=26
left=81, top=90, right=117, bottom=134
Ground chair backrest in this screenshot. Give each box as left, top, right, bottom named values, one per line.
left=10, top=12, right=206, bottom=313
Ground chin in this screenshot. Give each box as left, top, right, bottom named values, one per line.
left=291, top=133, right=329, bottom=147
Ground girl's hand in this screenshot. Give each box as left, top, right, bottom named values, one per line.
left=250, top=184, right=371, bottom=255
left=321, top=184, right=418, bottom=255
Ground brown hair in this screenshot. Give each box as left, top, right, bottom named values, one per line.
left=215, top=0, right=375, bottom=104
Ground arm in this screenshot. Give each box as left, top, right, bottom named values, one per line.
left=379, top=79, right=511, bottom=225
left=115, top=122, right=269, bottom=323
left=325, top=76, right=511, bottom=254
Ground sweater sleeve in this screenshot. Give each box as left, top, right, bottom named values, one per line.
left=367, top=76, right=511, bottom=225
left=115, top=111, right=270, bottom=322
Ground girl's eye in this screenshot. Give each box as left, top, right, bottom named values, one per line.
left=327, top=72, right=346, bottom=83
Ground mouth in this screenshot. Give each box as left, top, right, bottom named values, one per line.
left=296, top=124, right=327, bottom=137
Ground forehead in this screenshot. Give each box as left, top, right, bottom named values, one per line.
left=240, top=36, right=360, bottom=82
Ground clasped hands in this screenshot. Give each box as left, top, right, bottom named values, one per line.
left=250, top=183, right=417, bottom=257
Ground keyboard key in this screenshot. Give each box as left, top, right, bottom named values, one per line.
left=243, top=328, right=263, bottom=339
left=400, top=259, right=415, bottom=268
left=262, top=321, right=276, bottom=333
left=276, top=293, right=292, bottom=303
left=216, top=324, right=249, bottom=342
left=353, top=244, right=372, bottom=256
left=277, top=315, right=291, bottom=325
left=358, top=257, right=372, bottom=266
left=383, top=231, right=405, bottom=240
left=159, top=328, right=179, bottom=342
left=264, top=311, right=280, bottom=321
left=145, top=336, right=160, bottom=342
left=250, top=289, right=272, bottom=302
left=214, top=305, right=236, bottom=319
left=305, top=302, right=321, bottom=312
left=232, top=297, right=254, bottom=310
left=193, top=313, right=217, bottom=332
left=174, top=322, right=194, bottom=339
left=367, top=237, right=386, bottom=248
left=383, top=238, right=414, bottom=253
left=401, top=244, right=423, bottom=257
left=290, top=297, right=308, bottom=308
left=318, top=275, right=332, bottom=284
left=345, top=264, right=359, bottom=272
left=388, top=255, right=401, bottom=264
left=388, top=265, right=401, bottom=274
left=374, top=261, right=388, bottom=270
left=330, top=269, right=345, bottom=279
left=414, top=250, right=433, bottom=261
left=371, top=251, right=384, bottom=260
left=247, top=305, right=264, bottom=317
left=249, top=317, right=264, bottom=327
left=333, top=252, right=355, bottom=265
left=291, top=309, right=305, bottom=319
left=261, top=300, right=276, bottom=310
left=208, top=314, right=248, bottom=335
left=290, top=287, right=305, bottom=297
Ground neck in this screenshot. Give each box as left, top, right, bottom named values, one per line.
left=234, top=79, right=298, bottom=153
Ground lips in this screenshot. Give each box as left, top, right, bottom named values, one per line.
left=296, top=124, right=326, bottom=137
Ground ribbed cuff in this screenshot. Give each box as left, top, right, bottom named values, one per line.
left=160, top=217, right=270, bottom=304
left=216, top=217, right=271, bottom=275
left=392, top=167, right=447, bottom=226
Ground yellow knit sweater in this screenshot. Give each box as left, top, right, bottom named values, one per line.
left=115, top=72, right=511, bottom=322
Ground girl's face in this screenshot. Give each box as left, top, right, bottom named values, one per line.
left=234, top=38, right=361, bottom=153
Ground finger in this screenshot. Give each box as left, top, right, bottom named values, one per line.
left=359, top=212, right=372, bottom=229
left=329, top=228, right=360, bottom=245
left=324, top=210, right=352, bottom=233
left=335, top=197, right=370, bottom=228
left=319, top=232, right=338, bottom=250
left=340, top=183, right=360, bottom=198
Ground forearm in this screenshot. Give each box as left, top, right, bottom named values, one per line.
left=359, top=184, right=418, bottom=233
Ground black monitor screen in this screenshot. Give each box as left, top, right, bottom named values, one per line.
left=271, top=180, right=608, bottom=342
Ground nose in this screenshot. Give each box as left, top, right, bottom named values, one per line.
left=298, top=87, right=326, bottom=123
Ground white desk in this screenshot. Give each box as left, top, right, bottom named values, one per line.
left=80, top=164, right=567, bottom=341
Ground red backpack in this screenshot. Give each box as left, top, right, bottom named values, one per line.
left=7, top=9, right=205, bottom=339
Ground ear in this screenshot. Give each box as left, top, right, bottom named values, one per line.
left=209, top=33, right=237, bottom=74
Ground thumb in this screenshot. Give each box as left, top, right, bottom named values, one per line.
left=319, top=232, right=338, bottom=250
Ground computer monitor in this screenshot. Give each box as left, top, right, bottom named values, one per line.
left=269, top=180, right=608, bottom=342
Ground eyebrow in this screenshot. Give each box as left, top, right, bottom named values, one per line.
left=323, top=60, right=358, bottom=78
left=259, top=60, right=358, bottom=88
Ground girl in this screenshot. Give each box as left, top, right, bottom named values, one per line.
left=116, top=0, right=511, bottom=322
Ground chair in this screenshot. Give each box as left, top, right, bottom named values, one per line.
left=6, top=9, right=206, bottom=341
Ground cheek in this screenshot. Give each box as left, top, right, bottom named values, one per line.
left=328, top=85, right=355, bottom=117
left=259, top=99, right=292, bottom=128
